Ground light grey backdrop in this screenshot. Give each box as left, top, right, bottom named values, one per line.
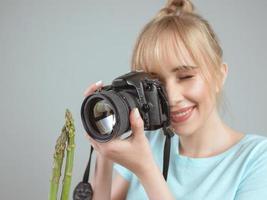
left=0, top=0, right=266, bottom=199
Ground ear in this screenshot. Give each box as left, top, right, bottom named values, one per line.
left=216, top=62, right=228, bottom=93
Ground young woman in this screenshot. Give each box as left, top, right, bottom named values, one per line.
left=83, top=0, right=267, bottom=199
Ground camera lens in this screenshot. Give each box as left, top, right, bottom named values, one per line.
left=92, top=100, right=116, bottom=135
left=81, top=90, right=134, bottom=142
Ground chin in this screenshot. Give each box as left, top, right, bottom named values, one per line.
left=171, top=127, right=191, bottom=137
left=171, top=122, right=197, bottom=137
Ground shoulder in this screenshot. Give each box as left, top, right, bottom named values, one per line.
left=237, top=133, right=267, bottom=181
left=234, top=133, right=267, bottom=199
left=239, top=133, right=267, bottom=156
left=237, top=133, right=267, bottom=166
left=243, top=133, right=267, bottom=144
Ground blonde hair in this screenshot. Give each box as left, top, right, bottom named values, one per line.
left=131, top=0, right=225, bottom=109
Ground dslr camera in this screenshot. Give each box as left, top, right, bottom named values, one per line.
left=81, top=71, right=170, bottom=142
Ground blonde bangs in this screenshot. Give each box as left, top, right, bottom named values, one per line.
left=132, top=18, right=199, bottom=72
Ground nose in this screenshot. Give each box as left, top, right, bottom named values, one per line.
left=165, top=80, right=184, bottom=107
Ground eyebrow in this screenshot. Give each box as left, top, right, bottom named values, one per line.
left=171, top=65, right=199, bottom=72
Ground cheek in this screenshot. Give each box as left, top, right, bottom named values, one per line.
left=189, top=82, right=217, bottom=122
left=185, top=80, right=210, bottom=103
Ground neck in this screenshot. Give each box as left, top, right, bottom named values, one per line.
left=178, top=109, right=242, bottom=158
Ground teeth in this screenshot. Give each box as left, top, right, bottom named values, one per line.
left=175, top=108, right=193, bottom=117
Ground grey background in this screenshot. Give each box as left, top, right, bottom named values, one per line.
left=0, top=0, right=266, bottom=199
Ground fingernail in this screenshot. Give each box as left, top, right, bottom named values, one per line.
left=133, top=108, right=140, bottom=119
left=95, top=80, right=102, bottom=86
left=83, top=80, right=103, bottom=96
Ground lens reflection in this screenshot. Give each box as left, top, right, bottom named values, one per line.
left=93, top=100, right=116, bottom=135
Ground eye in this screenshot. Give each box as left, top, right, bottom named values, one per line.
left=149, top=73, right=164, bottom=82
left=179, top=75, right=194, bottom=80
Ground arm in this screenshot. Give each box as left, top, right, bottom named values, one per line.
left=91, top=154, right=113, bottom=200
left=111, top=173, right=129, bottom=200
left=91, top=154, right=130, bottom=200
left=92, top=154, right=129, bottom=200
left=136, top=163, right=174, bottom=200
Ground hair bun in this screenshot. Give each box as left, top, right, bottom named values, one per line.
left=167, top=0, right=194, bottom=13
left=156, top=0, right=194, bottom=19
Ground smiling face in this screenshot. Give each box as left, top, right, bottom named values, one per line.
left=132, top=16, right=226, bottom=136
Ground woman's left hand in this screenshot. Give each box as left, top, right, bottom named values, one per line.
left=87, top=108, right=157, bottom=177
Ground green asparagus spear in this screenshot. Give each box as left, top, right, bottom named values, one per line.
left=49, top=124, right=68, bottom=200
left=60, top=109, right=76, bottom=200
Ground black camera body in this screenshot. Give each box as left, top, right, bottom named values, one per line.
left=81, top=71, right=170, bottom=142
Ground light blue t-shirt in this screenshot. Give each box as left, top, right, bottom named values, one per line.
left=114, top=129, right=267, bottom=200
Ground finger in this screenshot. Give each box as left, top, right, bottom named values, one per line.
left=83, top=80, right=103, bottom=97
left=85, top=132, right=120, bottom=158
left=130, top=108, right=144, bottom=137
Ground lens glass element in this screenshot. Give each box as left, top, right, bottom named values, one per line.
left=93, top=100, right=116, bottom=135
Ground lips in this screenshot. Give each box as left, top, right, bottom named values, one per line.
left=170, top=106, right=195, bottom=123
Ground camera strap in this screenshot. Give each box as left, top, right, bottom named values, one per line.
left=163, top=125, right=174, bottom=181
left=73, top=146, right=94, bottom=200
